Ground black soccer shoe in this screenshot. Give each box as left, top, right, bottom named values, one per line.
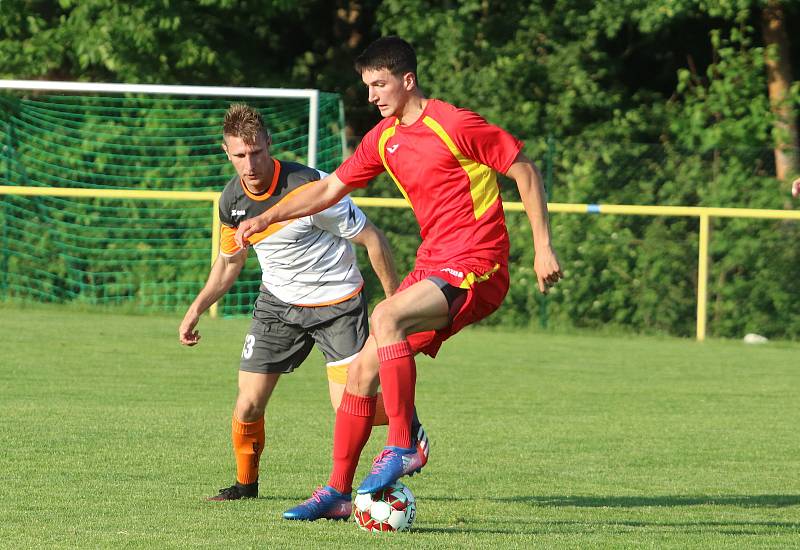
left=207, top=481, right=258, bottom=501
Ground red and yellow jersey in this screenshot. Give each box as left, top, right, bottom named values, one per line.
left=336, top=99, right=522, bottom=267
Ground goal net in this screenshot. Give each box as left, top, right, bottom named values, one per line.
left=0, top=80, right=345, bottom=316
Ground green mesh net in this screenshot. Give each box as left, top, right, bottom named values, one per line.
left=0, top=89, right=344, bottom=316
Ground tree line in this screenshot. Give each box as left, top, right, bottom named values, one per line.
left=2, top=1, right=799, bottom=338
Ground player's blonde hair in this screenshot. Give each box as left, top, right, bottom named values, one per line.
left=223, top=103, right=270, bottom=146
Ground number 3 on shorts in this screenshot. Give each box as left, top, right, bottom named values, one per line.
left=241, top=334, right=256, bottom=360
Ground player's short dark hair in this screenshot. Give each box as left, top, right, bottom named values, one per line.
left=223, top=103, right=270, bottom=146
left=355, top=36, right=417, bottom=78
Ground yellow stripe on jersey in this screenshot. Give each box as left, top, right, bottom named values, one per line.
left=378, top=122, right=413, bottom=209
left=422, top=116, right=500, bottom=220
left=459, top=263, right=501, bottom=289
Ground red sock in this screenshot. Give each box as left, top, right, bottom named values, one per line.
left=377, top=340, right=416, bottom=449
left=328, top=391, right=376, bottom=493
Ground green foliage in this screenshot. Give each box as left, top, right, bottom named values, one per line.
left=0, top=92, right=344, bottom=314
left=2, top=0, right=799, bottom=338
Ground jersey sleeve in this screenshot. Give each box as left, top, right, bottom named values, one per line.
left=309, top=195, right=367, bottom=239
left=451, top=109, right=523, bottom=174
left=217, top=189, right=243, bottom=256
left=334, top=125, right=386, bottom=188
left=218, top=190, right=234, bottom=228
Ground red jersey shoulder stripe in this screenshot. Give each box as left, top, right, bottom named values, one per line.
left=421, top=115, right=500, bottom=220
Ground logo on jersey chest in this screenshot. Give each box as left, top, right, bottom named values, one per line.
left=387, top=143, right=400, bottom=154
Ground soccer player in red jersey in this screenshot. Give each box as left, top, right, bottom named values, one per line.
left=234, top=36, right=563, bottom=520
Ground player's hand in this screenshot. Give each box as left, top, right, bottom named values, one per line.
left=792, top=178, right=800, bottom=199
left=234, top=216, right=268, bottom=249
left=179, top=312, right=201, bottom=346
left=534, top=246, right=563, bottom=294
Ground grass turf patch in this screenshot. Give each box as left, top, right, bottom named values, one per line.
left=1, top=304, right=799, bottom=548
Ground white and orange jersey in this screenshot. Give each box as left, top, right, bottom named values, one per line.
left=218, top=159, right=367, bottom=306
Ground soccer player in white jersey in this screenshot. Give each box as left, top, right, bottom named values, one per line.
left=178, top=104, right=428, bottom=505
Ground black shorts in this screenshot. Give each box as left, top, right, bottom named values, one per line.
left=239, top=289, right=369, bottom=375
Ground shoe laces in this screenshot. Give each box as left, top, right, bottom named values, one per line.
left=369, top=449, right=397, bottom=474
left=217, top=485, right=240, bottom=499
left=307, top=486, right=332, bottom=505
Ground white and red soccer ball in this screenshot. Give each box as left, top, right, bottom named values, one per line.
left=353, top=481, right=416, bottom=532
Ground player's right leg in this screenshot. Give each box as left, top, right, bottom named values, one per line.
left=328, top=379, right=429, bottom=476
left=208, top=371, right=280, bottom=501
left=209, top=301, right=314, bottom=502
left=283, top=336, right=380, bottom=520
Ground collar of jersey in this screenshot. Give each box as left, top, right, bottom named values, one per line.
left=391, top=98, right=435, bottom=129
left=240, top=158, right=281, bottom=201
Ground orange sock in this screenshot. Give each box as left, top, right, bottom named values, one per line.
left=373, top=393, right=389, bottom=426
left=232, top=414, right=265, bottom=485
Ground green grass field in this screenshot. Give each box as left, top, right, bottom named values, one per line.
left=1, top=304, right=799, bottom=548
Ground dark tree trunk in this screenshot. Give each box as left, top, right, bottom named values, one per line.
left=761, top=0, right=799, bottom=185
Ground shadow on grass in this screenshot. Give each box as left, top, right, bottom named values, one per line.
left=413, top=518, right=800, bottom=537
left=246, top=494, right=800, bottom=511
left=489, top=494, right=800, bottom=508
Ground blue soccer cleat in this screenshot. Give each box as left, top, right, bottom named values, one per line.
left=356, top=446, right=414, bottom=494
left=282, top=485, right=352, bottom=521
left=357, top=424, right=432, bottom=495
left=406, top=424, right=430, bottom=477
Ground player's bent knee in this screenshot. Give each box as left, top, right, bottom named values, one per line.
left=370, top=301, right=401, bottom=338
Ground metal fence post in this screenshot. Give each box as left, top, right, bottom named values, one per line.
left=696, top=213, right=710, bottom=341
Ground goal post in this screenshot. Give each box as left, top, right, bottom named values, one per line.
left=0, top=80, right=326, bottom=168
left=0, top=80, right=345, bottom=317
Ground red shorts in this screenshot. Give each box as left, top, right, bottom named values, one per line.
left=401, top=259, right=509, bottom=358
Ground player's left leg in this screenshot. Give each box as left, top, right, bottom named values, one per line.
left=357, top=278, right=454, bottom=494
left=316, top=292, right=430, bottom=485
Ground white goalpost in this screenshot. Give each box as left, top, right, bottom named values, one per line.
left=0, top=79, right=324, bottom=168
left=0, top=79, right=345, bottom=316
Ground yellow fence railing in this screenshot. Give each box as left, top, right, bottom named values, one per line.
left=0, top=185, right=221, bottom=317
left=3, top=185, right=799, bottom=339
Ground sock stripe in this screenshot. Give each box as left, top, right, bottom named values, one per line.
left=232, top=414, right=264, bottom=435
left=377, top=340, right=413, bottom=362
left=339, top=391, right=377, bottom=417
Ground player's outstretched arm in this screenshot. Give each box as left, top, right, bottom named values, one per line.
left=178, top=251, right=246, bottom=346
left=506, top=152, right=563, bottom=294
left=792, top=178, right=800, bottom=199
left=234, top=173, right=352, bottom=248
left=349, top=219, right=400, bottom=298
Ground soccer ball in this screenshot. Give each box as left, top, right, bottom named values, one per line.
left=353, top=481, right=416, bottom=532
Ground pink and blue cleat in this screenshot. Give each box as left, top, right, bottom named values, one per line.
left=357, top=425, right=430, bottom=495
left=282, top=485, right=352, bottom=521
